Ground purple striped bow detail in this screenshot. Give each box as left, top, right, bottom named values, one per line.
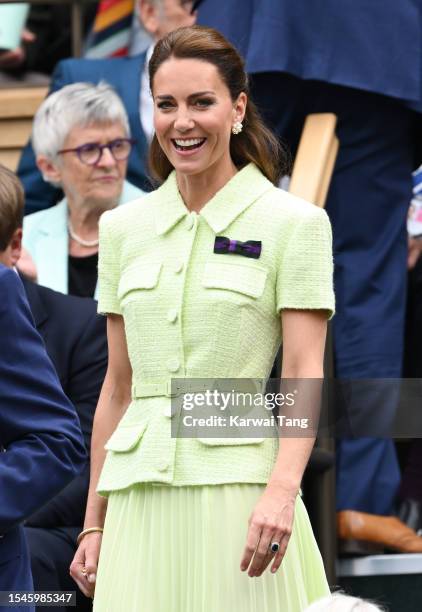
left=214, top=236, right=262, bottom=259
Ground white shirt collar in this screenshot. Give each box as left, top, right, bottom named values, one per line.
left=140, top=44, right=155, bottom=143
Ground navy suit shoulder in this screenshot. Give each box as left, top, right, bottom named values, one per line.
left=17, top=53, right=151, bottom=215
left=22, top=279, right=107, bottom=527
left=55, top=53, right=144, bottom=82
left=198, top=0, right=422, bottom=104
left=0, top=266, right=86, bottom=599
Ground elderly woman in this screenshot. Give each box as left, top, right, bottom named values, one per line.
left=22, top=82, right=145, bottom=298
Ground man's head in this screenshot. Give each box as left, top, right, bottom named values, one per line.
left=33, top=82, right=132, bottom=212
left=139, top=0, right=196, bottom=42
left=0, top=165, right=23, bottom=267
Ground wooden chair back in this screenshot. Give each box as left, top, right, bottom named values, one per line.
left=289, top=112, right=339, bottom=207
left=0, top=87, right=48, bottom=171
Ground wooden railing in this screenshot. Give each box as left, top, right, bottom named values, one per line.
left=0, top=86, right=47, bottom=170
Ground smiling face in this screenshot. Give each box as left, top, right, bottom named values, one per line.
left=152, top=57, right=246, bottom=181
left=37, top=122, right=128, bottom=211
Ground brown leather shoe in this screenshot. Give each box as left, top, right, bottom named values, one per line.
left=337, top=510, right=422, bottom=553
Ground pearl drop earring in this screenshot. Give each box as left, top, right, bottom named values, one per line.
left=232, top=121, right=243, bottom=135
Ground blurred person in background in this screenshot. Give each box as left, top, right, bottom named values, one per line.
left=197, top=0, right=422, bottom=553
left=0, top=3, right=97, bottom=80
left=18, top=0, right=197, bottom=214
left=0, top=164, right=107, bottom=612
left=21, top=82, right=144, bottom=298
left=84, top=0, right=151, bottom=59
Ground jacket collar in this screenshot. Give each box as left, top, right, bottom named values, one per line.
left=36, top=199, right=68, bottom=238
left=153, top=164, right=274, bottom=236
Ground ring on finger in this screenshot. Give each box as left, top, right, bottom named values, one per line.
left=81, top=567, right=87, bottom=576
left=269, top=541, right=280, bottom=554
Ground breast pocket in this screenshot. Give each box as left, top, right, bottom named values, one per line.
left=118, top=261, right=162, bottom=305
left=198, top=261, right=270, bottom=375
left=202, top=261, right=268, bottom=300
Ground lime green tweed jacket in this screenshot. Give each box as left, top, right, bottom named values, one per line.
left=96, top=163, right=335, bottom=495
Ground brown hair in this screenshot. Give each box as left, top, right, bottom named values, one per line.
left=0, top=165, right=24, bottom=252
left=148, top=25, right=290, bottom=184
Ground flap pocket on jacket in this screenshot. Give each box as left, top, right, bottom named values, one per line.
left=104, top=423, right=147, bottom=452
left=198, top=437, right=265, bottom=446
left=202, top=262, right=267, bottom=298
left=118, top=262, right=162, bottom=300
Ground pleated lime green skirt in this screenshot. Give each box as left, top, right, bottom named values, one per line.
left=93, top=483, right=329, bottom=612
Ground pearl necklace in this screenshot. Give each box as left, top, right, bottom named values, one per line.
left=67, top=219, right=99, bottom=248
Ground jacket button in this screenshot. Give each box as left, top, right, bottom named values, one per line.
left=167, top=358, right=180, bottom=372
left=163, top=403, right=173, bottom=417
left=174, top=261, right=184, bottom=274
left=158, top=461, right=169, bottom=472
left=167, top=309, right=178, bottom=323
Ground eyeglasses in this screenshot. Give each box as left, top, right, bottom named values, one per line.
left=58, top=138, right=136, bottom=166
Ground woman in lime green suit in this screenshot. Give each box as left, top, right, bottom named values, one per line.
left=70, top=25, right=335, bottom=611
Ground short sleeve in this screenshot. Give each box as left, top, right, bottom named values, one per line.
left=276, top=208, right=335, bottom=319
left=97, top=212, right=122, bottom=315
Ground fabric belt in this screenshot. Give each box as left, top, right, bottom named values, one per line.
left=131, top=381, right=182, bottom=399
left=131, top=379, right=266, bottom=399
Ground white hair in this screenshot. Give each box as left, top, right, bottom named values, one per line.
left=32, top=81, right=130, bottom=159
left=304, top=594, right=385, bottom=612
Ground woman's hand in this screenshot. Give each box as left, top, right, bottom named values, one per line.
left=240, top=481, right=298, bottom=577
left=69, top=532, right=103, bottom=599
